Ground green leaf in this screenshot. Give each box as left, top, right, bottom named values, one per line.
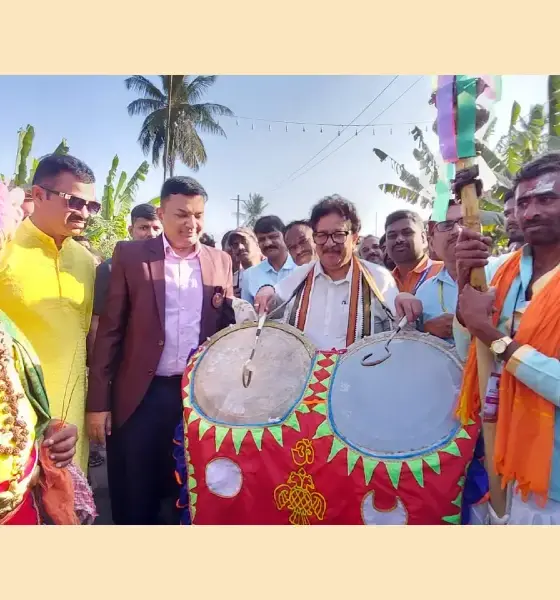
left=53, top=138, right=69, bottom=155
left=510, top=101, right=521, bottom=129
left=482, top=116, right=497, bottom=142
left=373, top=148, right=424, bottom=192
left=28, top=158, right=39, bottom=185
left=548, top=75, right=560, bottom=140
left=14, top=125, right=34, bottom=187
left=378, top=183, right=432, bottom=208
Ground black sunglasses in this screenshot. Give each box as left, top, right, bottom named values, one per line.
left=40, top=186, right=101, bottom=216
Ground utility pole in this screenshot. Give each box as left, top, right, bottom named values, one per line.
left=231, top=194, right=244, bottom=227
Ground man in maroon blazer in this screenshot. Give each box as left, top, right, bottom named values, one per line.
left=86, top=176, right=235, bottom=525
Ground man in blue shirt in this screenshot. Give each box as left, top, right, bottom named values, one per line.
left=241, top=215, right=296, bottom=305
left=416, top=199, right=462, bottom=343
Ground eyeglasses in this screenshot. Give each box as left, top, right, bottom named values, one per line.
left=312, top=230, right=351, bottom=245
left=40, top=186, right=101, bottom=216
left=434, top=218, right=463, bottom=233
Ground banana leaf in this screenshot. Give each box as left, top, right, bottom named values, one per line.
left=378, top=183, right=432, bottom=207
left=548, top=75, right=560, bottom=140
left=373, top=149, right=424, bottom=192
left=102, top=155, right=119, bottom=220
left=14, top=125, right=34, bottom=187
left=53, top=138, right=69, bottom=155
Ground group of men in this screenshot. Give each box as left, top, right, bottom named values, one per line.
left=2, top=147, right=560, bottom=526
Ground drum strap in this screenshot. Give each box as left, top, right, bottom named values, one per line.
left=287, top=259, right=394, bottom=343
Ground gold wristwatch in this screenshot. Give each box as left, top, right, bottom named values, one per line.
left=490, top=336, right=513, bottom=361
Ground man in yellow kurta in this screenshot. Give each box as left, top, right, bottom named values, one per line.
left=0, top=155, right=98, bottom=472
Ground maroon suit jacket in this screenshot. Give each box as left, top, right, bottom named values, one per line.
left=87, top=236, right=234, bottom=428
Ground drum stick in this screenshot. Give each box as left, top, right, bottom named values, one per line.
left=457, top=156, right=507, bottom=518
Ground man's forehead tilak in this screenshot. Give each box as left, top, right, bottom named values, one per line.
left=516, top=173, right=560, bottom=201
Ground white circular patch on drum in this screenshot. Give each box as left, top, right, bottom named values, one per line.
left=361, top=491, right=408, bottom=525
left=205, top=458, right=243, bottom=498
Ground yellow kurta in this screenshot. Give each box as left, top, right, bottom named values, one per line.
left=0, top=218, right=94, bottom=472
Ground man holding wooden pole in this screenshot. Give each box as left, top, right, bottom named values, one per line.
left=454, top=152, right=560, bottom=524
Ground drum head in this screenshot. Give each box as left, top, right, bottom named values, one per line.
left=330, top=331, right=463, bottom=458
left=192, top=322, right=315, bottom=425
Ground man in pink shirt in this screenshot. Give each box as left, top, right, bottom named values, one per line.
left=86, top=176, right=235, bottom=525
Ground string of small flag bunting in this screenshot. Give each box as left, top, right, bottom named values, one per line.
left=218, top=114, right=433, bottom=136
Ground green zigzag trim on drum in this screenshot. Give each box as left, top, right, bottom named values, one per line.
left=185, top=408, right=299, bottom=454
left=441, top=475, right=465, bottom=524
left=312, top=413, right=474, bottom=492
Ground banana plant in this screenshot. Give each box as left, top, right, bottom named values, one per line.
left=2, top=125, right=70, bottom=187
left=374, top=75, right=560, bottom=242
left=86, top=155, right=150, bottom=257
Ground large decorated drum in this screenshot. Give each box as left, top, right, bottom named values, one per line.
left=181, top=324, right=480, bottom=524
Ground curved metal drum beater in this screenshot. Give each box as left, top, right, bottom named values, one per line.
left=242, top=312, right=267, bottom=388
left=361, top=316, right=408, bottom=367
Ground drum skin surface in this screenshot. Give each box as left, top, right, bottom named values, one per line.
left=182, top=327, right=480, bottom=524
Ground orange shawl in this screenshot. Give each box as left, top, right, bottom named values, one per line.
left=457, top=249, right=560, bottom=505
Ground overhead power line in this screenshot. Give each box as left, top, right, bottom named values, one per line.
left=274, top=76, right=424, bottom=192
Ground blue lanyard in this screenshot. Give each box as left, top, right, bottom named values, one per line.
left=413, top=259, right=433, bottom=294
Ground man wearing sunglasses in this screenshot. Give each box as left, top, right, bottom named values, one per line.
left=0, top=154, right=98, bottom=474
left=254, top=195, right=399, bottom=350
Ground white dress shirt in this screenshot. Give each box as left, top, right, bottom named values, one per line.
left=273, top=259, right=398, bottom=350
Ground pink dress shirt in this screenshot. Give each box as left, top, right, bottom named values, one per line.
left=156, top=235, right=203, bottom=376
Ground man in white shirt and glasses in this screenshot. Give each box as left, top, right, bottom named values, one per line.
left=254, top=195, right=399, bottom=350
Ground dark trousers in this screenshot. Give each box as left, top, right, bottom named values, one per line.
left=107, top=376, right=183, bottom=525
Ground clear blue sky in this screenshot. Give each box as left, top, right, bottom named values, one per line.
left=0, top=75, right=548, bottom=244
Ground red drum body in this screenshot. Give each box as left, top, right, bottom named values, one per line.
left=182, top=325, right=479, bottom=524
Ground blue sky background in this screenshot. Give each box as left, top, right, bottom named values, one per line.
left=0, top=75, right=548, bottom=244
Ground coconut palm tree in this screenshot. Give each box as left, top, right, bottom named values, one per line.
left=86, top=155, right=149, bottom=258
left=241, top=193, right=268, bottom=228
left=125, top=75, right=233, bottom=181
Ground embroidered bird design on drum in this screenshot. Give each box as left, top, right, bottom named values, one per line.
left=274, top=468, right=327, bottom=525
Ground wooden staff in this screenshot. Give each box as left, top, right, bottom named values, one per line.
left=435, top=76, right=507, bottom=518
